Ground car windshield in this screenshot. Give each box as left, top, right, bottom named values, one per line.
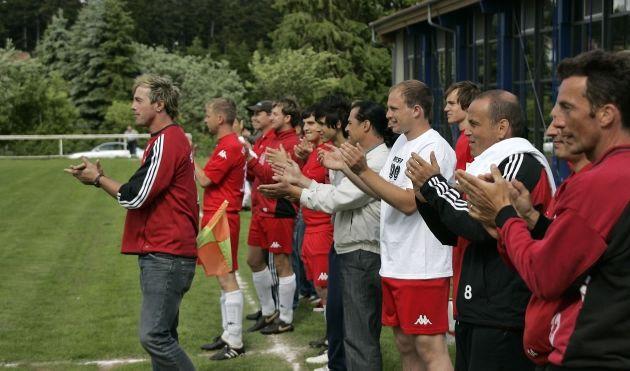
left=96, top=143, right=124, bottom=151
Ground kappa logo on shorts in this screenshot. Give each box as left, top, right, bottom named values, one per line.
left=218, top=149, right=227, bottom=159
left=318, top=272, right=328, bottom=281
left=413, top=314, right=432, bottom=326
left=270, top=241, right=282, bottom=249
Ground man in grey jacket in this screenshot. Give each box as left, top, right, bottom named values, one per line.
left=260, top=100, right=394, bottom=371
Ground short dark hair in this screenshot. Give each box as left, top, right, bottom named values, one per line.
left=351, top=100, right=398, bottom=147
left=474, top=90, right=524, bottom=138
left=390, top=80, right=433, bottom=121
left=273, top=97, right=301, bottom=127
left=302, top=103, right=320, bottom=120
left=319, top=94, right=351, bottom=134
left=558, top=49, right=630, bottom=129
left=444, top=81, right=482, bottom=110
left=206, top=97, right=237, bottom=124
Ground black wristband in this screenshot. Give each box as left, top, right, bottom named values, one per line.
left=495, top=205, right=519, bottom=228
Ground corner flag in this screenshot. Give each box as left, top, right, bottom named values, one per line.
left=196, top=200, right=232, bottom=276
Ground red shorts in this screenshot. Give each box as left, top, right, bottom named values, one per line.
left=247, top=214, right=264, bottom=247
left=301, top=226, right=333, bottom=287
left=381, top=276, right=450, bottom=335
left=247, top=216, right=294, bottom=255
left=202, top=212, right=240, bottom=271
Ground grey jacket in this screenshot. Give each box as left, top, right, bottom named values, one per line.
left=299, top=143, right=389, bottom=255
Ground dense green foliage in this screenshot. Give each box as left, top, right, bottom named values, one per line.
left=0, top=0, right=414, bottom=139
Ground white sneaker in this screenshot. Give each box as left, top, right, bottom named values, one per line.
left=306, top=352, right=328, bottom=365
left=314, top=366, right=329, bottom=371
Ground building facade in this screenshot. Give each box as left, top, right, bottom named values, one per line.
left=371, top=0, right=630, bottom=171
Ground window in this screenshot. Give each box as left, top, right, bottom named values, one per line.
left=405, top=32, right=417, bottom=79
left=512, top=0, right=554, bottom=149
left=573, top=0, right=605, bottom=52
left=436, top=31, right=454, bottom=89
left=473, top=12, right=498, bottom=89
left=610, top=0, right=630, bottom=50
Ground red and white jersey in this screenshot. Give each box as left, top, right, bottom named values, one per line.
left=301, top=141, right=333, bottom=227
left=118, top=124, right=198, bottom=257
left=202, top=132, right=246, bottom=214
left=378, top=129, right=456, bottom=279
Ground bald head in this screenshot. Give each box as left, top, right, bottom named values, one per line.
left=474, top=90, right=524, bottom=138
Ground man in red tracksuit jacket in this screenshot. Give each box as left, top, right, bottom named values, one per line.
left=246, top=98, right=301, bottom=334
left=66, top=75, right=198, bottom=370
left=458, top=50, right=630, bottom=370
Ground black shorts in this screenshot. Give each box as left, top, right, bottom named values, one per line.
left=455, top=321, right=535, bottom=371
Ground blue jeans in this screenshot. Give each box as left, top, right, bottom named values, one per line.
left=138, top=253, right=196, bottom=371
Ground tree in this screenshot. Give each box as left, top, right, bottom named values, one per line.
left=134, top=43, right=247, bottom=151
left=266, top=0, right=392, bottom=103
left=67, top=0, right=138, bottom=131
left=0, top=41, right=79, bottom=154
left=0, top=0, right=82, bottom=51
left=35, top=9, right=72, bottom=79
left=249, top=47, right=347, bottom=106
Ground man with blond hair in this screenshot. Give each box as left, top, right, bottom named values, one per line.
left=65, top=75, right=198, bottom=370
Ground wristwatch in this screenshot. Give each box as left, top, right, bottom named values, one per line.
left=93, top=173, right=103, bottom=188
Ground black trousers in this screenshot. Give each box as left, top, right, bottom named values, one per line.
left=326, top=247, right=347, bottom=370
left=455, top=321, right=535, bottom=371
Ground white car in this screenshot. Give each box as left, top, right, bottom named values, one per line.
left=68, top=142, right=143, bottom=159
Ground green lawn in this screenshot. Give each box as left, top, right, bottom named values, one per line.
left=0, top=159, right=454, bottom=370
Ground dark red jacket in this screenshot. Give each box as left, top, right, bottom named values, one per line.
left=118, top=124, right=198, bottom=258
left=247, top=127, right=299, bottom=218
left=508, top=163, right=593, bottom=365
left=247, top=129, right=276, bottom=215
left=497, top=146, right=630, bottom=368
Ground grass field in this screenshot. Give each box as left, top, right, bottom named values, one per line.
left=0, top=158, right=417, bottom=370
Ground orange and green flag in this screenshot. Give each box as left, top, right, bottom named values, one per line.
left=196, top=200, right=232, bottom=276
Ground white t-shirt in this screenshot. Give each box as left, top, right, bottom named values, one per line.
left=378, top=128, right=456, bottom=279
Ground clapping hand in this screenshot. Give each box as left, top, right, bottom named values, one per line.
left=64, top=157, right=103, bottom=185
left=317, top=143, right=346, bottom=171
left=339, top=142, right=368, bottom=174
left=266, top=144, right=289, bottom=165
left=294, top=138, right=314, bottom=160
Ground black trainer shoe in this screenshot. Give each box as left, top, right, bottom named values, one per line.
left=260, top=318, right=294, bottom=335
left=246, top=310, right=278, bottom=332
left=308, top=336, right=328, bottom=349
left=200, top=335, right=226, bottom=351
left=246, top=309, right=262, bottom=321
left=209, top=344, right=245, bottom=360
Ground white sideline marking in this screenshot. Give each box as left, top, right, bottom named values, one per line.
left=236, top=271, right=304, bottom=371
left=1, top=358, right=147, bottom=369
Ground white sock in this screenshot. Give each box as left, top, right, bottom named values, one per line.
left=220, top=290, right=227, bottom=332
left=221, top=290, right=243, bottom=348
left=278, top=274, right=296, bottom=324
left=252, top=267, right=275, bottom=315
